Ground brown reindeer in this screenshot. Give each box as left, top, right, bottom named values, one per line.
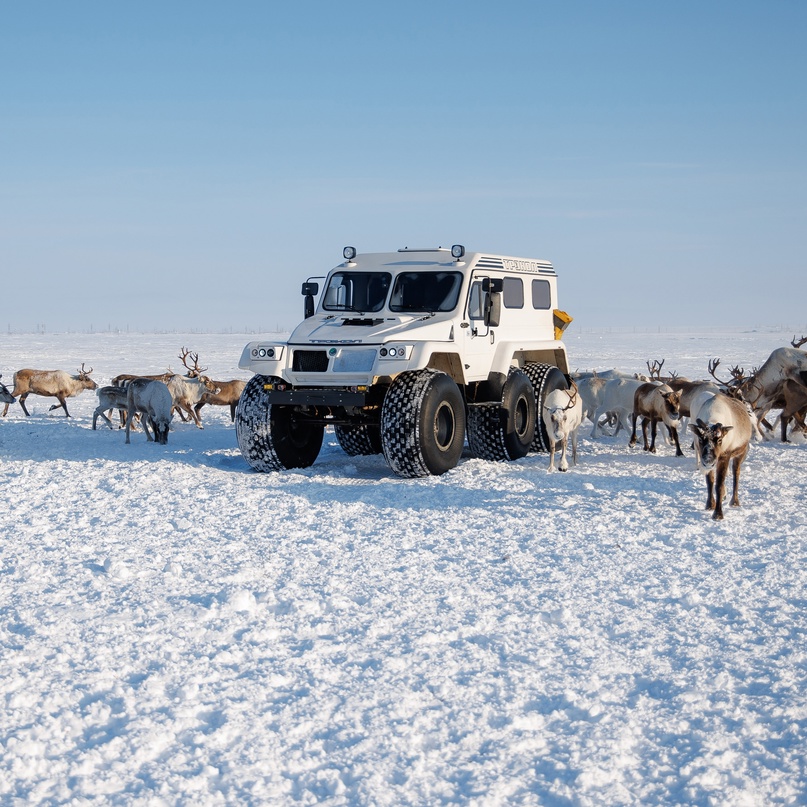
left=194, top=379, right=246, bottom=422
left=630, top=383, right=683, bottom=455
left=766, top=378, right=807, bottom=442
left=2, top=364, right=97, bottom=417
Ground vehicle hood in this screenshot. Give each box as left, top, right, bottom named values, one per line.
left=288, top=313, right=454, bottom=344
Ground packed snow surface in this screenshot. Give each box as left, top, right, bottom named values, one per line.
left=1, top=329, right=805, bottom=806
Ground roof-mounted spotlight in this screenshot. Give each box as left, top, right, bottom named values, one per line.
left=451, top=244, right=465, bottom=262
left=343, top=246, right=357, bottom=262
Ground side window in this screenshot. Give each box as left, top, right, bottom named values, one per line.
left=468, top=281, right=484, bottom=319
left=503, top=277, right=524, bottom=309
left=532, top=279, right=551, bottom=310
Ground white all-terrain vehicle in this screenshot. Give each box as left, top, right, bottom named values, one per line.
left=236, top=245, right=572, bottom=477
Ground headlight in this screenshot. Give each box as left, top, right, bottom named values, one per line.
left=379, top=345, right=411, bottom=360
left=252, top=345, right=281, bottom=360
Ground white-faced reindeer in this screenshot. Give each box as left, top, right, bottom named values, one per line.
left=1, top=364, right=97, bottom=417
left=629, top=383, right=683, bottom=456
left=125, top=379, right=173, bottom=445
left=542, top=381, right=583, bottom=472
left=690, top=393, right=753, bottom=520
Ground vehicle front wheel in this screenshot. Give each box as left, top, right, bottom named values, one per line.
left=235, top=375, right=324, bottom=471
left=380, top=370, right=466, bottom=477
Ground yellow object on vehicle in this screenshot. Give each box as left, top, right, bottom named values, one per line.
left=553, top=309, right=573, bottom=340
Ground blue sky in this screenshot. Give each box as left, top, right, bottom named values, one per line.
left=1, top=1, right=805, bottom=333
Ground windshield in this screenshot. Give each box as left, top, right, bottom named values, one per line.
left=389, top=271, right=463, bottom=313
left=322, top=271, right=391, bottom=313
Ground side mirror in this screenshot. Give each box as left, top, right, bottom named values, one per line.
left=481, top=277, right=503, bottom=294
left=302, top=282, right=319, bottom=319
left=484, top=293, right=501, bottom=328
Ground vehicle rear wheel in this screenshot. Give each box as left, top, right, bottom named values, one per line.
left=235, top=375, right=324, bottom=471
left=467, top=368, right=535, bottom=461
left=334, top=424, right=383, bottom=456
left=523, top=363, right=569, bottom=452
left=381, top=370, right=465, bottom=477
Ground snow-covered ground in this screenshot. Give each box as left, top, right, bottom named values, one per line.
left=1, top=329, right=805, bottom=806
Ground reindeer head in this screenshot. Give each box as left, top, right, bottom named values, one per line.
left=77, top=363, right=98, bottom=390
left=690, top=418, right=733, bottom=473
left=661, top=388, right=682, bottom=423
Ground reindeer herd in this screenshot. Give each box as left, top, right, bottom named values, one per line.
left=2, top=337, right=806, bottom=519
left=0, top=348, right=246, bottom=446
left=547, top=335, right=807, bottom=519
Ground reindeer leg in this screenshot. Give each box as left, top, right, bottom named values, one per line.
left=713, top=458, right=729, bottom=520
left=781, top=413, right=790, bottom=443
left=629, top=412, right=639, bottom=447
left=19, top=394, right=31, bottom=417
left=670, top=425, right=683, bottom=457
left=48, top=395, right=70, bottom=416
left=705, top=470, right=716, bottom=512
left=571, top=427, right=579, bottom=466
left=548, top=439, right=556, bottom=471
left=559, top=437, right=569, bottom=472
left=730, top=457, right=742, bottom=507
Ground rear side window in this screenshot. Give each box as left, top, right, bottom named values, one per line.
left=532, top=279, right=551, bottom=310
left=502, top=277, right=524, bottom=309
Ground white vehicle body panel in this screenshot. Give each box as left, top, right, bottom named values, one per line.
left=239, top=249, right=569, bottom=386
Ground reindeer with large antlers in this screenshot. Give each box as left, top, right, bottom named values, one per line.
left=708, top=345, right=807, bottom=441
left=542, top=381, right=583, bottom=471
left=1, top=364, right=97, bottom=417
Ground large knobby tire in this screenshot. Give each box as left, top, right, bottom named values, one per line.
left=235, top=375, right=324, bottom=471
left=381, top=370, right=466, bottom=478
left=523, top=363, right=569, bottom=452
left=467, top=368, right=536, bottom=461
left=334, top=424, right=383, bottom=456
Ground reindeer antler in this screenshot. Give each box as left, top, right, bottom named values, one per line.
left=179, top=347, right=207, bottom=376
left=727, top=364, right=746, bottom=386
left=78, top=363, right=93, bottom=376
left=646, top=359, right=665, bottom=381
left=707, top=358, right=726, bottom=385
left=563, top=379, right=580, bottom=410
left=792, top=334, right=807, bottom=349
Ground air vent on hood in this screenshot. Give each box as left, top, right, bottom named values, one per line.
left=343, top=318, right=383, bottom=326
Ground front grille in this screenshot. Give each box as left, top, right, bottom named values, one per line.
left=293, top=350, right=329, bottom=372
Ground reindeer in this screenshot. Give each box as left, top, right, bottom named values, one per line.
left=194, top=379, right=246, bottom=422
left=177, top=348, right=247, bottom=423
left=0, top=375, right=15, bottom=408
left=166, top=374, right=217, bottom=428
left=590, top=376, right=661, bottom=439
left=2, top=364, right=97, bottom=417
left=722, top=339, right=807, bottom=429
left=93, top=385, right=131, bottom=430
left=763, top=378, right=807, bottom=443
left=125, top=379, right=173, bottom=444
left=629, top=383, right=683, bottom=455
left=542, top=382, right=583, bottom=471
left=690, top=393, right=753, bottom=520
